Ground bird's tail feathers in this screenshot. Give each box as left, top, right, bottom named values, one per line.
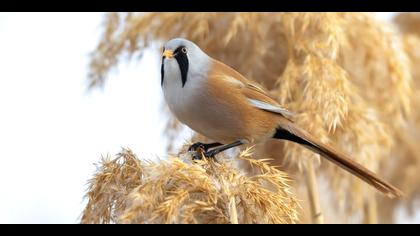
left=273, top=123, right=403, bottom=198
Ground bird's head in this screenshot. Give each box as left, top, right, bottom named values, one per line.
left=161, top=38, right=209, bottom=88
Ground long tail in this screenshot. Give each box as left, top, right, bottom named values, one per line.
left=273, top=123, right=403, bottom=198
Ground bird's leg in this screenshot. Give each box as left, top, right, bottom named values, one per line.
left=203, top=140, right=245, bottom=158
left=188, top=142, right=223, bottom=152
left=188, top=142, right=223, bottom=160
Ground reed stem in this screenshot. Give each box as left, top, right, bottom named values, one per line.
left=305, top=159, right=324, bottom=224
left=364, top=190, right=378, bottom=224
left=229, top=196, right=239, bottom=224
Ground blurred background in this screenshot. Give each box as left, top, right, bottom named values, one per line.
left=0, top=12, right=419, bottom=223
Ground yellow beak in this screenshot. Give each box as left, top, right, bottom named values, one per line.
left=163, top=50, right=174, bottom=58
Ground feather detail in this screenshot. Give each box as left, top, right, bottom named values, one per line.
left=248, top=98, right=295, bottom=118
left=210, top=59, right=294, bottom=120
left=274, top=120, right=404, bottom=198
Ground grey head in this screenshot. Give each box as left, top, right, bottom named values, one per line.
left=161, top=38, right=210, bottom=88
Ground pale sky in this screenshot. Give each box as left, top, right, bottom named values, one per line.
left=0, top=12, right=418, bottom=223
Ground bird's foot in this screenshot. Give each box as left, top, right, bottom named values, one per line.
left=189, top=142, right=217, bottom=161
left=192, top=151, right=217, bottom=161
left=188, top=142, right=207, bottom=152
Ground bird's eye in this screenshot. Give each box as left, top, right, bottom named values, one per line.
left=181, top=47, right=187, bottom=54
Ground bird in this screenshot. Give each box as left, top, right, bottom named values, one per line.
left=160, top=37, right=403, bottom=198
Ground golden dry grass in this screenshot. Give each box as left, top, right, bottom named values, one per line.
left=81, top=147, right=299, bottom=224
left=376, top=14, right=420, bottom=223
left=86, top=12, right=419, bottom=223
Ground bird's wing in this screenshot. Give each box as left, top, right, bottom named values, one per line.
left=210, top=59, right=294, bottom=120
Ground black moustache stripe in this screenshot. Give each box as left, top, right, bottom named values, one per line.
left=161, top=56, right=165, bottom=87
left=175, top=52, right=189, bottom=87
left=161, top=46, right=189, bottom=88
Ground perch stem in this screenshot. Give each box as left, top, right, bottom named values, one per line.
left=229, top=196, right=239, bottom=224
left=305, top=159, right=324, bottom=224
left=364, top=190, right=378, bottom=224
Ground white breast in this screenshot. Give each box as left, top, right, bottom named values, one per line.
left=162, top=58, right=209, bottom=129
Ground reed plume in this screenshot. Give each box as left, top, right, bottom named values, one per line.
left=376, top=13, right=420, bottom=223
left=81, top=147, right=299, bottom=224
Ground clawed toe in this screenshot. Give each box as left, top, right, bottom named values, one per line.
left=188, top=142, right=206, bottom=152
left=188, top=142, right=225, bottom=161
left=190, top=148, right=217, bottom=161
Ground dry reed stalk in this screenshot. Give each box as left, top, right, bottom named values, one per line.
left=363, top=190, right=378, bottom=224
left=81, top=147, right=299, bottom=224
left=87, top=12, right=415, bottom=223
left=228, top=196, right=238, bottom=224
left=305, top=159, right=323, bottom=224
